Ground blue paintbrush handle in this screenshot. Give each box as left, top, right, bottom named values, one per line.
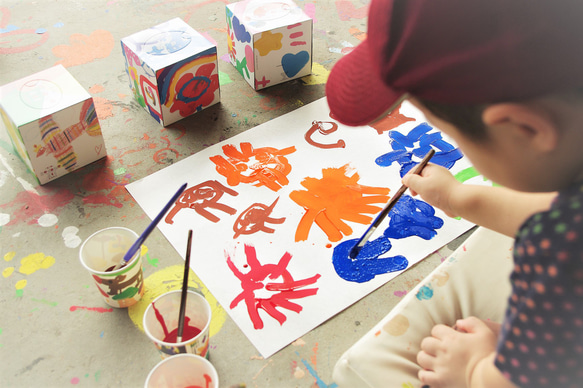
left=121, top=183, right=187, bottom=264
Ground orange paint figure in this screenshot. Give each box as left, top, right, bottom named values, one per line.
left=233, top=197, right=286, bottom=238
left=209, top=142, right=296, bottom=192
left=165, top=180, right=239, bottom=224
left=290, top=165, right=391, bottom=242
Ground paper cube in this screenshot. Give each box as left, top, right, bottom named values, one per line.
left=0, top=65, right=105, bottom=185
left=121, top=18, right=220, bottom=126
left=226, top=0, right=313, bottom=90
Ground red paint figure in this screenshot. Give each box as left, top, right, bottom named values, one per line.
left=304, top=120, right=346, bottom=149
left=227, top=244, right=321, bottom=330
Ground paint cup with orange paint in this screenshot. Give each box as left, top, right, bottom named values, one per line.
left=79, top=227, right=144, bottom=308
left=143, top=290, right=212, bottom=359
left=144, top=354, right=219, bottom=388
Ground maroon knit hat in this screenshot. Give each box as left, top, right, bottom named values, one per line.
left=326, top=0, right=583, bottom=127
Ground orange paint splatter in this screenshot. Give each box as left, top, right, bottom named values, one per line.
left=52, top=30, right=115, bottom=67
left=290, top=165, right=390, bottom=242
left=89, top=84, right=105, bottom=94
left=92, top=96, right=114, bottom=120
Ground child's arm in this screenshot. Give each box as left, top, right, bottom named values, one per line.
left=402, top=164, right=556, bottom=237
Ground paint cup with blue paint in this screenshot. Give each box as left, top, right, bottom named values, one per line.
left=143, top=290, right=212, bottom=359
left=144, top=354, right=219, bottom=388
left=79, top=227, right=145, bottom=308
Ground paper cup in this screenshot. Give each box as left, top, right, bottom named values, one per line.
left=79, top=227, right=144, bottom=308
left=144, top=354, right=219, bottom=388
left=143, top=290, right=211, bottom=359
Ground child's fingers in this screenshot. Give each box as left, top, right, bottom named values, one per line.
left=455, top=316, right=486, bottom=333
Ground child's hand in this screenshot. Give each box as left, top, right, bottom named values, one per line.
left=417, top=317, right=499, bottom=388
left=402, top=164, right=461, bottom=217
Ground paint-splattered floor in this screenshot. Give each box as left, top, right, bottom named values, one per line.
left=0, top=1, right=473, bottom=387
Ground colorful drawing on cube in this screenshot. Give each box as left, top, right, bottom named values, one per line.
left=158, top=53, right=219, bottom=117
left=143, top=30, right=192, bottom=56
left=288, top=22, right=307, bottom=47
left=165, top=180, right=239, bottom=224
left=210, top=142, right=296, bottom=191
left=332, top=195, right=444, bottom=283
left=281, top=50, right=310, bottom=78
left=290, top=165, right=391, bottom=242
left=376, top=122, right=463, bottom=176
left=34, top=100, right=102, bottom=177
left=227, top=244, right=321, bottom=330
left=304, top=120, right=345, bottom=149
left=255, top=30, right=283, bottom=56
left=233, top=197, right=286, bottom=238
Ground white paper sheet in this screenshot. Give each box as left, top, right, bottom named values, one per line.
left=127, top=97, right=487, bottom=357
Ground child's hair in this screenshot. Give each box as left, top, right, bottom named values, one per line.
left=417, top=98, right=487, bottom=141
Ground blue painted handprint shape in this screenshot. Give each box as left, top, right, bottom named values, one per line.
left=332, top=195, right=444, bottom=283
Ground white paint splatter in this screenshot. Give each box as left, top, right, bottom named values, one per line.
left=294, top=366, right=305, bottom=379
left=0, top=213, right=10, bottom=226
left=0, top=154, right=15, bottom=177
left=62, top=226, right=82, bottom=248
left=0, top=170, right=8, bottom=187
left=38, top=213, right=58, bottom=227
left=17, top=177, right=38, bottom=194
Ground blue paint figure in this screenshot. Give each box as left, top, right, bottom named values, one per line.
left=383, top=195, right=444, bottom=240
left=332, top=195, right=443, bottom=283
left=232, top=16, right=251, bottom=43
left=375, top=122, right=463, bottom=176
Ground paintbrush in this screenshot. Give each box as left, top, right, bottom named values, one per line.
left=112, top=183, right=187, bottom=271
left=349, top=149, right=435, bottom=259
left=177, top=229, right=193, bottom=343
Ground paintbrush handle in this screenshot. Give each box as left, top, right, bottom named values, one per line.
left=349, top=149, right=435, bottom=258
left=177, top=229, right=193, bottom=343
left=116, top=183, right=187, bottom=269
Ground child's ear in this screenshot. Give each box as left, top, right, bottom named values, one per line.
left=482, top=103, right=558, bottom=152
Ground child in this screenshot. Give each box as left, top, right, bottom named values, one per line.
left=326, top=0, right=583, bottom=387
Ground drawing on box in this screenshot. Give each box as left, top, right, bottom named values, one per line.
left=304, top=120, right=345, bottom=149
left=233, top=197, right=286, bottom=238
left=158, top=54, right=219, bottom=117
left=227, top=244, right=321, bottom=330
left=165, top=180, right=239, bottom=224
left=35, top=99, right=102, bottom=173
left=92, top=269, right=144, bottom=300
left=376, top=122, right=463, bottom=176
left=210, top=142, right=296, bottom=191
left=332, top=194, right=444, bottom=283
left=290, top=165, right=391, bottom=242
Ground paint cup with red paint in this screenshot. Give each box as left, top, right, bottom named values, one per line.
left=143, top=290, right=211, bottom=359
left=79, top=227, right=144, bottom=308
left=144, top=354, right=219, bottom=388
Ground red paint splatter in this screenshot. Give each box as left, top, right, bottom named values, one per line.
left=0, top=188, right=75, bottom=225
left=335, top=0, right=369, bottom=21
left=69, top=305, right=113, bottom=313
left=227, top=245, right=320, bottom=329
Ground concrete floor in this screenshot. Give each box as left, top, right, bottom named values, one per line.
left=0, top=1, right=473, bottom=387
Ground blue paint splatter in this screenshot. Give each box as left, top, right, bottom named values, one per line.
left=297, top=353, right=338, bottom=388
left=416, top=284, right=434, bottom=300
left=232, top=16, right=251, bottom=43
left=53, top=22, right=64, bottom=28
left=0, top=25, right=19, bottom=34
left=376, top=122, right=463, bottom=176
left=35, top=28, right=47, bottom=34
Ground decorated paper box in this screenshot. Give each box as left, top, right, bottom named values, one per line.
left=121, top=18, right=220, bottom=126
left=226, top=0, right=312, bottom=90
left=0, top=65, right=105, bottom=185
